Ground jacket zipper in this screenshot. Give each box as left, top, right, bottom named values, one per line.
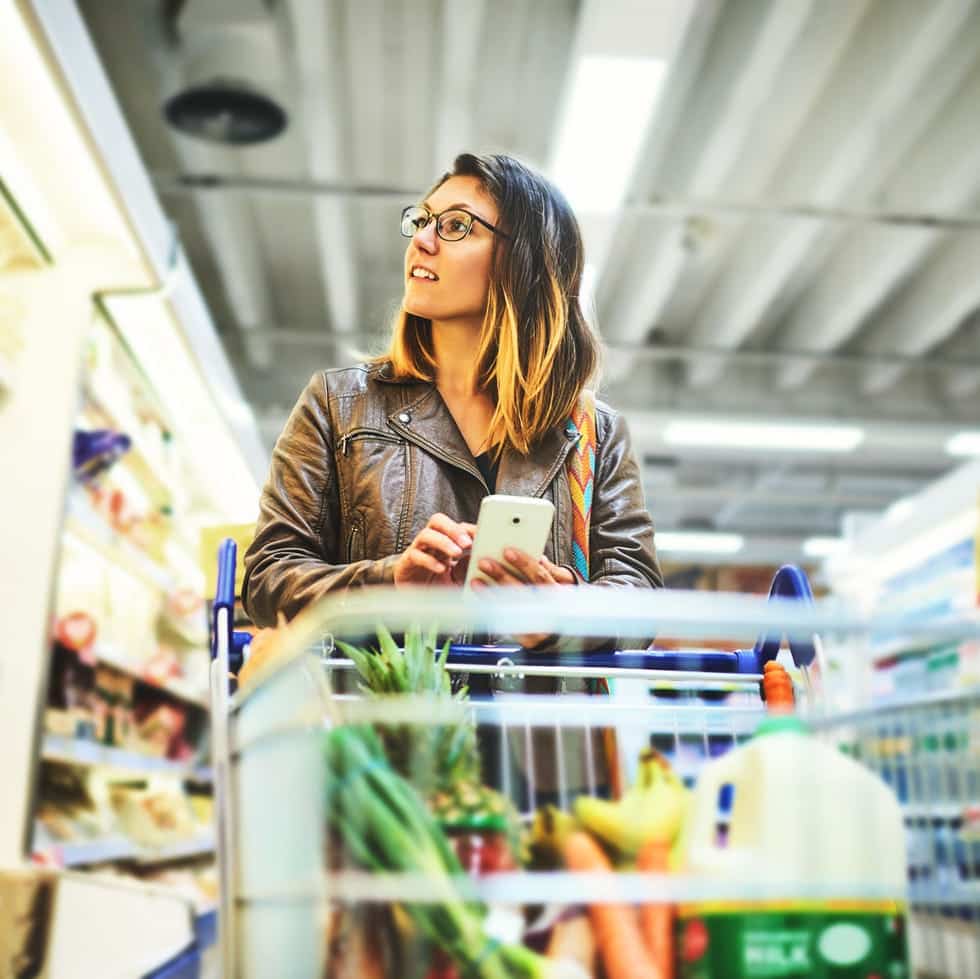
left=338, top=428, right=403, bottom=456
left=347, top=523, right=361, bottom=563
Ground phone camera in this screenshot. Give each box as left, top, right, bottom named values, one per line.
left=512, top=516, right=521, bottom=525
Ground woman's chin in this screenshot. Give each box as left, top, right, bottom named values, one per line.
left=402, top=298, right=438, bottom=319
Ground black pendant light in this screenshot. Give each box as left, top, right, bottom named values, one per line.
left=163, top=80, right=287, bottom=146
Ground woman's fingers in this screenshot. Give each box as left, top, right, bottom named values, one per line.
left=500, top=548, right=557, bottom=584
left=476, top=556, right=530, bottom=586
left=426, top=512, right=474, bottom=551
left=414, top=526, right=464, bottom=563
left=540, top=557, right=577, bottom=585
left=407, top=548, right=446, bottom=575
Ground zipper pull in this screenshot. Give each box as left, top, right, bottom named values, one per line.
left=340, top=434, right=350, bottom=456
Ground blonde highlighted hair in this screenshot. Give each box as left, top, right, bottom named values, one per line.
left=376, top=153, right=601, bottom=456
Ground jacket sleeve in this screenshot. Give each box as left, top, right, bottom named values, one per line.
left=242, top=373, right=396, bottom=627
left=588, top=408, right=663, bottom=590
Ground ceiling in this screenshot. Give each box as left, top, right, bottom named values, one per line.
left=76, top=0, right=980, bottom=565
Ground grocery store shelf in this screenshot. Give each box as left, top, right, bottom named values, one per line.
left=134, top=833, right=215, bottom=866
left=909, top=880, right=980, bottom=908
left=903, top=802, right=977, bottom=821
left=42, top=734, right=212, bottom=782
left=64, top=493, right=176, bottom=593
left=39, top=830, right=215, bottom=868
left=95, top=644, right=209, bottom=710
left=194, top=906, right=218, bottom=949
left=870, top=610, right=980, bottom=664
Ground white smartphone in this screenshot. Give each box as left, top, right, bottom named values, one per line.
left=464, top=494, right=556, bottom=588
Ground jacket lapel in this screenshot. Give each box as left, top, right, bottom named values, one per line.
left=377, top=366, right=579, bottom=497
left=497, top=424, right=579, bottom=498
left=384, top=383, right=486, bottom=487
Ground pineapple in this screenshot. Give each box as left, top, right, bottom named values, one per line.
left=337, top=626, right=524, bottom=863
left=336, top=626, right=480, bottom=794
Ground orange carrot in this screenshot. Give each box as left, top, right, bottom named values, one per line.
left=563, top=831, right=663, bottom=979
left=762, top=660, right=795, bottom=713
left=637, top=840, right=674, bottom=979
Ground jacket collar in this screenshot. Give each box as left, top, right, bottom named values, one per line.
left=375, top=365, right=579, bottom=496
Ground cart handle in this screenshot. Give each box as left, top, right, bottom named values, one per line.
left=752, top=564, right=816, bottom=668
left=211, top=538, right=250, bottom=673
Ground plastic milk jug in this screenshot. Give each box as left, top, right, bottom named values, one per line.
left=677, top=716, right=909, bottom=978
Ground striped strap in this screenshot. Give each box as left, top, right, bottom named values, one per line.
left=566, top=389, right=597, bottom=582
left=568, top=392, right=617, bottom=792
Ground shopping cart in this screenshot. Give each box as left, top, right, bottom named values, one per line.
left=209, top=542, right=980, bottom=978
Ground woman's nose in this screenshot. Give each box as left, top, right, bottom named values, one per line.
left=414, top=219, right=439, bottom=253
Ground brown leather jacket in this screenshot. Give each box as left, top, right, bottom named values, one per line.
left=242, top=362, right=662, bottom=628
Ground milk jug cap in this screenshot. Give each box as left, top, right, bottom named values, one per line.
left=754, top=715, right=809, bottom=738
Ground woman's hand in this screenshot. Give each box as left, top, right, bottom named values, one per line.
left=471, top=548, right=577, bottom=648
left=393, top=513, right=477, bottom=588
left=471, top=549, right=576, bottom=588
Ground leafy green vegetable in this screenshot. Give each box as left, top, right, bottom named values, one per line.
left=324, top=725, right=553, bottom=978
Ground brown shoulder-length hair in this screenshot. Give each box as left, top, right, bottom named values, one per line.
left=374, top=152, right=601, bottom=456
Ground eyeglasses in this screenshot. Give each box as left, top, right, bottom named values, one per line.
left=400, top=203, right=510, bottom=242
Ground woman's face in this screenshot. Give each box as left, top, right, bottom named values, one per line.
left=402, top=175, right=499, bottom=328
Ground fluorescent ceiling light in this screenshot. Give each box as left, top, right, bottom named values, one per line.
left=802, top=536, right=846, bottom=558
left=656, top=531, right=744, bottom=555
left=663, top=420, right=865, bottom=452
left=550, top=55, right=667, bottom=214
left=945, top=431, right=980, bottom=456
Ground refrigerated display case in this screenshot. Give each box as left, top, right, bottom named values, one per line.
left=0, top=2, right=261, bottom=974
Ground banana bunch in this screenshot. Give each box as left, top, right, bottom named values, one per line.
left=529, top=804, right=579, bottom=868
left=573, top=749, right=689, bottom=860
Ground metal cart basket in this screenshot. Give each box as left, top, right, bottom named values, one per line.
left=209, top=543, right=980, bottom=979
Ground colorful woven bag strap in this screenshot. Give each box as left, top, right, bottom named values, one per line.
left=566, top=389, right=597, bottom=582
left=567, top=391, right=619, bottom=790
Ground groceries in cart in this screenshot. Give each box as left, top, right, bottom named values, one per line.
left=310, top=624, right=910, bottom=979
left=326, top=625, right=684, bottom=978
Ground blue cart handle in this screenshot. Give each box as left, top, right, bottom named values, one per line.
left=752, top=564, right=817, bottom=668
left=214, top=538, right=238, bottom=617
left=211, top=538, right=250, bottom=673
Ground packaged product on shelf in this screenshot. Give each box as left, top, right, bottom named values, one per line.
left=93, top=665, right=134, bottom=748
left=45, top=642, right=97, bottom=740
left=132, top=702, right=188, bottom=760
left=71, top=428, right=131, bottom=484
left=108, top=781, right=198, bottom=849
left=34, top=761, right=110, bottom=845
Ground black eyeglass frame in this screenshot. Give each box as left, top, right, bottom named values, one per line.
left=400, top=203, right=511, bottom=242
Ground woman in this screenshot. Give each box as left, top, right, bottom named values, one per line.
left=242, top=153, right=662, bottom=634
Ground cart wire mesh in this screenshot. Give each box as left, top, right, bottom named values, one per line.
left=212, top=582, right=980, bottom=978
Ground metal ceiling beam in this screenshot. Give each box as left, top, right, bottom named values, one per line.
left=236, top=325, right=980, bottom=376
left=775, top=52, right=980, bottom=390
left=859, top=232, right=980, bottom=394
left=683, top=0, right=977, bottom=388
left=948, top=365, right=980, bottom=397
left=280, top=0, right=359, bottom=335
left=149, top=171, right=980, bottom=230
left=596, top=0, right=817, bottom=379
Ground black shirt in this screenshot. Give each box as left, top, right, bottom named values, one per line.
left=474, top=451, right=499, bottom=492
